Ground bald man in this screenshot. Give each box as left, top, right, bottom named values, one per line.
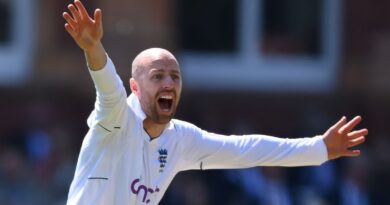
left=63, top=1, right=368, bottom=205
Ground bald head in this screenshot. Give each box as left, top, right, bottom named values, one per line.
left=131, top=48, right=179, bottom=80
left=129, top=48, right=182, bottom=125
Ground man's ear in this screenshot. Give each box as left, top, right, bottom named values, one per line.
left=130, top=78, right=140, bottom=97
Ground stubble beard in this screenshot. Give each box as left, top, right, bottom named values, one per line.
left=142, top=98, right=177, bottom=125
left=151, top=103, right=176, bottom=124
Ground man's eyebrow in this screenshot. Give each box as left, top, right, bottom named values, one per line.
left=171, top=70, right=181, bottom=75
left=149, top=69, right=181, bottom=74
left=149, top=68, right=164, bottom=73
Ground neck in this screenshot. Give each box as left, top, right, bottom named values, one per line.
left=143, top=118, right=168, bottom=139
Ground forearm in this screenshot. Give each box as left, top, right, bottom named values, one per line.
left=89, top=55, right=124, bottom=97
left=85, top=42, right=107, bottom=71
left=193, top=133, right=328, bottom=169
left=249, top=135, right=328, bottom=167
left=87, top=55, right=127, bottom=129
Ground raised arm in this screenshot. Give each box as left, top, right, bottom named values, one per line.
left=62, top=0, right=131, bottom=133
left=63, top=0, right=106, bottom=70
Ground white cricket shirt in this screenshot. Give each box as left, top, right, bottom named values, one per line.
left=66, top=56, right=328, bottom=205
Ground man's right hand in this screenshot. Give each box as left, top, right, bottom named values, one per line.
left=63, top=0, right=106, bottom=70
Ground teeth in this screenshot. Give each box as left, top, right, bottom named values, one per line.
left=160, top=95, right=173, bottom=100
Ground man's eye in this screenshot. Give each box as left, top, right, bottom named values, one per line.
left=172, top=75, right=180, bottom=81
left=153, top=74, right=163, bottom=80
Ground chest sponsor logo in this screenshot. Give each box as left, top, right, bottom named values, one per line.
left=158, top=148, right=168, bottom=173
left=130, top=178, right=160, bottom=204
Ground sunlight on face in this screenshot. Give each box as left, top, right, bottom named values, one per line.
left=131, top=49, right=182, bottom=124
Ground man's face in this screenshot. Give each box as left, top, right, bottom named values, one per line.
left=134, top=56, right=182, bottom=124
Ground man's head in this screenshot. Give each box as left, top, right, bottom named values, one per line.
left=130, top=48, right=182, bottom=125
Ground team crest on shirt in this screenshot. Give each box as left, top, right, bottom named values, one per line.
left=158, top=148, right=168, bottom=173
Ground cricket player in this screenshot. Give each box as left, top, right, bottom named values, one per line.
left=63, top=1, right=368, bottom=204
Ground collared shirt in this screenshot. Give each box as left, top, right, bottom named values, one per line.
left=66, top=56, right=328, bottom=205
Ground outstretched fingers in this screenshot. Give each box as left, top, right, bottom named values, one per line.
left=68, top=4, right=82, bottom=23
left=63, top=12, right=78, bottom=30
left=74, top=0, right=92, bottom=21
left=331, top=116, right=347, bottom=131
left=348, top=136, right=366, bottom=148
left=64, top=23, right=77, bottom=37
left=339, top=116, right=362, bottom=135
left=62, top=0, right=104, bottom=52
left=344, top=149, right=361, bottom=157
left=324, top=115, right=368, bottom=160
left=348, top=128, right=368, bottom=139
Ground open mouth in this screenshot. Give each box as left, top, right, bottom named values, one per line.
left=158, top=95, right=173, bottom=112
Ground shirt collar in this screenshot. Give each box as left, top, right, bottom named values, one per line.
left=127, top=93, right=147, bottom=121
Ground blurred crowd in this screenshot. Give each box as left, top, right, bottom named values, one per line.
left=0, top=88, right=389, bottom=205
left=2, top=0, right=390, bottom=204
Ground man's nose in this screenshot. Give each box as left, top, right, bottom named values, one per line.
left=162, top=76, right=175, bottom=89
